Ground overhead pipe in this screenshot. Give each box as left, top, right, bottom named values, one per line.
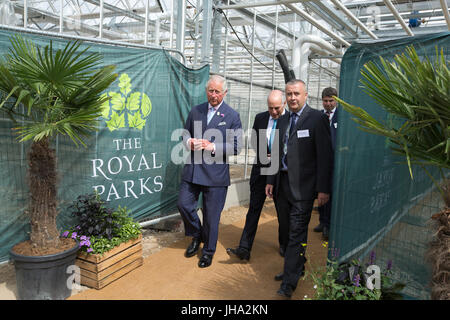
left=276, top=49, right=296, bottom=83
left=440, top=0, right=450, bottom=30
left=383, top=0, right=414, bottom=36
left=292, top=35, right=343, bottom=85
left=329, top=0, right=378, bottom=39
left=284, top=3, right=351, bottom=47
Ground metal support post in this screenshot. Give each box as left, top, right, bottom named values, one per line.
left=176, top=0, right=185, bottom=55
left=201, top=0, right=213, bottom=65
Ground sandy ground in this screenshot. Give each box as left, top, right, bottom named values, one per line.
left=0, top=199, right=328, bottom=300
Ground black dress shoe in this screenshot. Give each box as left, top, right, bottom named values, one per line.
left=274, top=272, right=284, bottom=281
left=313, top=223, right=324, bottom=232
left=277, top=284, right=294, bottom=299
left=226, top=247, right=250, bottom=261
left=185, top=238, right=201, bottom=258
left=198, top=254, right=213, bottom=268
left=322, top=226, right=329, bottom=240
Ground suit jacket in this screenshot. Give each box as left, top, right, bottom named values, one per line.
left=327, top=108, right=338, bottom=151
left=250, top=111, right=272, bottom=169
left=268, top=104, right=333, bottom=201
left=181, top=101, right=243, bottom=187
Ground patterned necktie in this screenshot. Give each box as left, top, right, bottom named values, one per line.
left=268, top=119, right=277, bottom=153
left=207, top=107, right=216, bottom=124
left=282, top=112, right=298, bottom=170
left=289, top=112, right=298, bottom=135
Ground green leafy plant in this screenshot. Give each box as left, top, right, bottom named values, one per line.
left=63, top=193, right=141, bottom=255
left=101, top=73, right=152, bottom=131
left=308, top=250, right=405, bottom=300
left=0, top=35, right=117, bottom=253
left=336, top=45, right=449, bottom=300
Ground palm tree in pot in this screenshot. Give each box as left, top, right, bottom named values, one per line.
left=336, top=46, right=449, bottom=300
left=0, top=35, right=117, bottom=299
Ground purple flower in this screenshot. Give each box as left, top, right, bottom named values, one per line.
left=369, top=251, right=376, bottom=265
left=386, top=260, right=393, bottom=271
left=71, top=232, right=78, bottom=239
left=87, top=247, right=93, bottom=253
left=331, top=247, right=340, bottom=258
left=353, top=274, right=360, bottom=287
left=62, top=231, right=69, bottom=237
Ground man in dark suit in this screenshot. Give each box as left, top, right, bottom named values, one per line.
left=314, top=87, right=338, bottom=240
left=266, top=79, right=333, bottom=298
left=226, top=90, right=285, bottom=261
left=177, top=75, right=243, bottom=268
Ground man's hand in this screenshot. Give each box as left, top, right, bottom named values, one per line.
left=201, top=139, right=215, bottom=152
left=265, top=184, right=274, bottom=198
left=188, top=138, right=204, bottom=151
left=317, top=192, right=330, bottom=207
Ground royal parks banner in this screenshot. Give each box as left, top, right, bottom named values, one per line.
left=0, top=30, right=209, bottom=262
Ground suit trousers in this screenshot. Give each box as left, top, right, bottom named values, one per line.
left=277, top=171, right=314, bottom=290
left=238, top=166, right=267, bottom=251
left=177, top=180, right=228, bottom=256
left=318, top=193, right=332, bottom=228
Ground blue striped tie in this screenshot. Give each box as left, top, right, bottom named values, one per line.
left=207, top=107, right=215, bottom=124
left=268, top=119, right=277, bottom=153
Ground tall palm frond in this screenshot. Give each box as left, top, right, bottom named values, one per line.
left=336, top=46, right=450, bottom=181
left=0, top=35, right=118, bottom=147
left=0, top=35, right=117, bottom=250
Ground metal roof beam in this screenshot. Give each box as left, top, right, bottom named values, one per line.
left=303, top=0, right=358, bottom=37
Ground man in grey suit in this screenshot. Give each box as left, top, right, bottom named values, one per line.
left=177, top=75, right=243, bottom=268
left=266, top=79, right=333, bottom=298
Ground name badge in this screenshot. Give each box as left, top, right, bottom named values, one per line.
left=297, top=129, right=310, bottom=138
left=218, top=121, right=227, bottom=126
left=334, top=122, right=338, bottom=129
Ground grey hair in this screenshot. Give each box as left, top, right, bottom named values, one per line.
left=286, top=79, right=306, bottom=87
left=206, top=74, right=228, bottom=92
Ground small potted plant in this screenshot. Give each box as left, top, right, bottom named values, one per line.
left=308, top=249, right=405, bottom=300
left=1, top=35, right=117, bottom=300
left=62, top=193, right=143, bottom=289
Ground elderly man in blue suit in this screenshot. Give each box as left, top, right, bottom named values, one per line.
left=177, top=75, right=243, bottom=268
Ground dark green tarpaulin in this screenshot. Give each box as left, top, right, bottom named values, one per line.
left=331, top=32, right=449, bottom=299
left=0, top=30, right=209, bottom=262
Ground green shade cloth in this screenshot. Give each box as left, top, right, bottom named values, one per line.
left=331, top=32, right=449, bottom=299
left=0, top=30, right=209, bottom=262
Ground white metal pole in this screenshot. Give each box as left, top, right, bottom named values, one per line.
left=244, top=6, right=256, bottom=179
left=23, top=0, right=27, bottom=28
left=170, top=0, right=174, bottom=49
left=285, top=3, right=351, bottom=47
left=440, top=0, right=450, bottom=30
left=59, top=0, right=63, bottom=33
left=383, top=0, right=414, bottom=36
left=99, top=0, right=104, bottom=38
left=329, top=0, right=378, bottom=39
left=271, top=5, right=278, bottom=89
left=144, top=0, right=149, bottom=45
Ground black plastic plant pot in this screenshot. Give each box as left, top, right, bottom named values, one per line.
left=9, top=240, right=79, bottom=300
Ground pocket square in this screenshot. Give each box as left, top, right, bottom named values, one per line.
left=218, top=122, right=226, bottom=126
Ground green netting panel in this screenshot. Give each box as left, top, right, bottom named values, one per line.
left=0, top=30, right=209, bottom=262
left=331, top=32, right=449, bottom=299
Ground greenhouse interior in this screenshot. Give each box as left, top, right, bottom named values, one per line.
left=0, top=0, right=449, bottom=302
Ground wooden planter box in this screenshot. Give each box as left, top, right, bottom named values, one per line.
left=75, top=235, right=143, bottom=289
